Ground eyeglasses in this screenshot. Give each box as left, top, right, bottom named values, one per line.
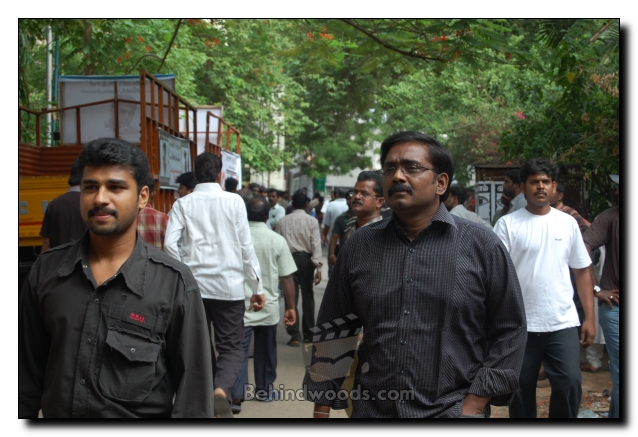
left=348, top=191, right=380, bottom=199
left=378, top=164, right=435, bottom=178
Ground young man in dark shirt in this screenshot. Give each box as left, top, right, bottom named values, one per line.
left=19, top=138, right=214, bottom=418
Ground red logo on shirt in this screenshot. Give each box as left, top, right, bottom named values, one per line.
left=130, top=312, right=145, bottom=323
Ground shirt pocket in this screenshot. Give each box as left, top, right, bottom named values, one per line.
left=99, top=329, right=161, bottom=404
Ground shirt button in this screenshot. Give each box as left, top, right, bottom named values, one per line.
left=86, top=338, right=92, bottom=344
left=409, top=248, right=415, bottom=253
left=80, top=379, right=86, bottom=385
left=404, top=310, right=410, bottom=315
left=130, top=348, right=136, bottom=353
left=400, top=340, right=407, bottom=345
left=83, top=265, right=88, bottom=269
left=406, top=277, right=412, bottom=283
left=94, top=299, right=99, bottom=304
left=398, top=369, right=404, bottom=374
left=399, top=399, right=405, bottom=404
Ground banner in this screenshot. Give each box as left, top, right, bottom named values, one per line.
left=59, top=74, right=175, bottom=144
left=159, top=129, right=191, bottom=189
left=221, top=150, right=242, bottom=190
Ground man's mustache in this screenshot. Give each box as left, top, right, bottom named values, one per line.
left=88, top=207, right=118, bottom=218
left=388, top=184, right=413, bottom=196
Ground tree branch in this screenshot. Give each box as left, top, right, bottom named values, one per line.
left=124, top=54, right=164, bottom=75
left=589, top=19, right=615, bottom=42
left=158, top=19, right=183, bottom=72
left=340, top=19, right=445, bottom=63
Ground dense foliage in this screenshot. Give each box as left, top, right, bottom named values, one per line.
left=19, top=19, right=619, bottom=215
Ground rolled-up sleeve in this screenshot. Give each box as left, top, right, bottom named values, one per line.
left=468, top=238, right=527, bottom=404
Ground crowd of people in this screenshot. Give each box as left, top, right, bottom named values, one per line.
left=19, top=132, right=619, bottom=419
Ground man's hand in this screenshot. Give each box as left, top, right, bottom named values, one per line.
left=283, top=309, right=296, bottom=327
left=313, top=270, right=322, bottom=285
left=580, top=318, right=596, bottom=348
left=328, top=254, right=337, bottom=266
left=462, top=393, right=489, bottom=415
left=595, top=288, right=619, bottom=308
left=248, top=294, right=265, bottom=312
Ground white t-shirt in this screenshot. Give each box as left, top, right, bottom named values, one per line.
left=493, top=207, right=591, bottom=332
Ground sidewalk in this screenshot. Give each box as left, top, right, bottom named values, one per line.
left=233, top=247, right=348, bottom=419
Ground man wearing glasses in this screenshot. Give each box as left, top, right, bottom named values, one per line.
left=304, top=131, right=526, bottom=418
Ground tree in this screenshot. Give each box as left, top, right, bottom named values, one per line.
left=499, top=19, right=619, bottom=217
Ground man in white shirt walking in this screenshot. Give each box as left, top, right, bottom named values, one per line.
left=165, top=152, right=265, bottom=418
left=494, top=157, right=595, bottom=418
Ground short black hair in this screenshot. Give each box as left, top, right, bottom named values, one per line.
left=504, top=169, right=521, bottom=185
left=195, top=153, right=222, bottom=183
left=145, top=175, right=156, bottom=194
left=77, top=137, right=149, bottom=194
left=246, top=196, right=270, bottom=222
left=292, top=191, right=310, bottom=209
left=259, top=185, right=268, bottom=193
left=176, top=171, right=197, bottom=190
left=356, top=171, right=383, bottom=198
left=267, top=188, right=279, bottom=196
left=379, top=131, right=454, bottom=202
left=336, top=187, right=350, bottom=199
left=520, top=158, right=559, bottom=184
left=249, top=182, right=261, bottom=190
left=556, top=181, right=565, bottom=194
left=448, top=184, right=467, bottom=205
left=225, top=177, right=239, bottom=192
left=68, top=158, right=82, bottom=186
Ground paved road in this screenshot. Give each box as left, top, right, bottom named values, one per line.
left=231, top=247, right=348, bottom=419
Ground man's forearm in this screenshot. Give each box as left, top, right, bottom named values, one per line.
left=280, top=275, right=295, bottom=310
left=574, top=266, right=595, bottom=320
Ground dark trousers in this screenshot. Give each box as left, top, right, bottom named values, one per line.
left=286, top=252, right=316, bottom=342
left=509, top=328, right=582, bottom=418
left=230, top=324, right=278, bottom=400
left=202, top=298, right=245, bottom=397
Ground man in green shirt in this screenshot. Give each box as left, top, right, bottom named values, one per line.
left=230, top=197, right=298, bottom=412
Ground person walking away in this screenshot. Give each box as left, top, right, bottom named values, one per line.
left=164, top=152, right=265, bottom=418
left=229, top=197, right=297, bottom=411
left=275, top=191, right=323, bottom=346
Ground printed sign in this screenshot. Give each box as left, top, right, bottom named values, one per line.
left=159, top=129, right=191, bottom=189
left=221, top=150, right=242, bottom=190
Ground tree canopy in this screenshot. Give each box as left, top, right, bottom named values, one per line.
left=19, top=18, right=619, bottom=216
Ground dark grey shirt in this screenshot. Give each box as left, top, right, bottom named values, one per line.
left=19, top=233, right=214, bottom=418
left=303, top=203, right=527, bottom=418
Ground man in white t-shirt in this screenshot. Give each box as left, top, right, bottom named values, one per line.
left=494, top=157, right=595, bottom=419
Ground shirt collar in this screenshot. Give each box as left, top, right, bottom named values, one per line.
left=58, top=232, right=149, bottom=297
left=291, top=209, right=307, bottom=215
left=390, top=201, right=457, bottom=239
left=450, top=204, right=466, bottom=215
left=67, top=186, right=80, bottom=193
left=249, top=221, right=269, bottom=229
left=193, top=182, right=221, bottom=192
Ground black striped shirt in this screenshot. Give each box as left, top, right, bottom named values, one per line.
left=304, top=203, right=527, bottom=417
